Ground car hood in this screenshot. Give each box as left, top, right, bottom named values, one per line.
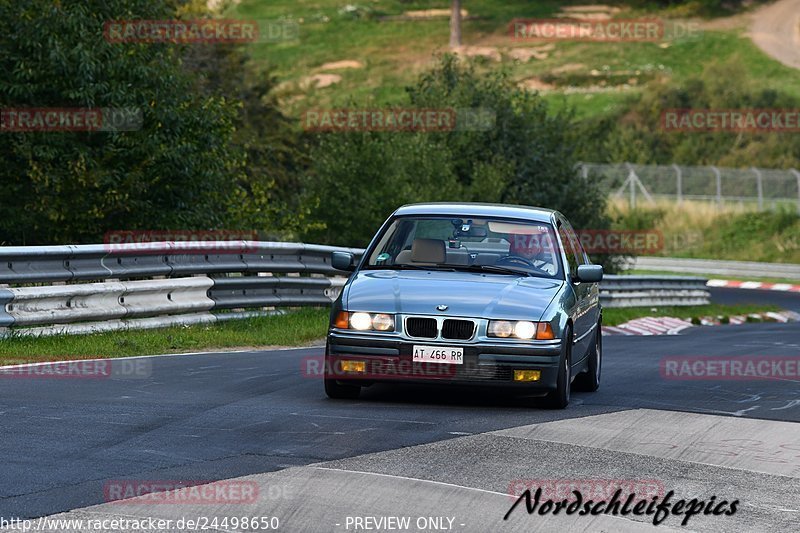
left=343, top=270, right=564, bottom=320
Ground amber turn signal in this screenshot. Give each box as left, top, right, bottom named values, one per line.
left=535, top=322, right=555, bottom=340
left=334, top=311, right=350, bottom=329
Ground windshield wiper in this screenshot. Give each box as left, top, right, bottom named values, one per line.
left=452, top=264, right=535, bottom=277
left=364, top=264, right=456, bottom=272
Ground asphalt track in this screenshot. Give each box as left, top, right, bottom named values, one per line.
left=709, top=286, right=800, bottom=312
left=1, top=317, right=799, bottom=532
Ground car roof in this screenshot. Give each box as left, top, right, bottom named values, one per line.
left=393, top=202, right=559, bottom=224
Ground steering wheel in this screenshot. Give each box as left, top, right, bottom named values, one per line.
left=495, top=254, right=555, bottom=276
left=496, top=255, right=536, bottom=268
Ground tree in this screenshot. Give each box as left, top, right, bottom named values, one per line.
left=450, top=0, right=462, bottom=48
left=575, top=57, right=800, bottom=168
left=0, top=0, right=247, bottom=244
left=179, top=34, right=311, bottom=238
left=304, top=55, right=617, bottom=272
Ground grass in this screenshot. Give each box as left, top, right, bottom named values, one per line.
left=603, top=303, right=781, bottom=326
left=0, top=308, right=330, bottom=366
left=609, top=199, right=800, bottom=263
left=231, top=0, right=800, bottom=120
left=628, top=269, right=800, bottom=285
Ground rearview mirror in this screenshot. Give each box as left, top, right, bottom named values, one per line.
left=331, top=251, right=355, bottom=272
left=576, top=264, right=603, bottom=283
left=455, top=226, right=488, bottom=238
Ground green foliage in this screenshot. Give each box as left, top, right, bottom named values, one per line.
left=616, top=202, right=800, bottom=263
left=0, top=308, right=329, bottom=364
left=619, top=0, right=754, bottom=17
left=613, top=207, right=667, bottom=230
left=576, top=57, right=800, bottom=168
left=603, top=302, right=779, bottom=327
left=699, top=207, right=800, bottom=262
left=179, top=37, right=312, bottom=238
left=303, top=55, right=616, bottom=271
left=0, top=0, right=249, bottom=244
left=302, top=131, right=461, bottom=246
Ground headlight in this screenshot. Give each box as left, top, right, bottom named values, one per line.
left=487, top=320, right=514, bottom=338
left=372, top=314, right=394, bottom=331
left=488, top=320, right=555, bottom=340
left=513, top=321, right=537, bottom=340
left=333, top=311, right=395, bottom=332
left=350, top=312, right=372, bottom=331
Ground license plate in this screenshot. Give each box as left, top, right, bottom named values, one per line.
left=412, top=345, right=464, bottom=365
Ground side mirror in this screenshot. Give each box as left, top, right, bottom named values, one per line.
left=331, top=251, right=355, bottom=272
left=576, top=264, right=603, bottom=283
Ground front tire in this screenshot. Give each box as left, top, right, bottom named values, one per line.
left=323, top=344, right=361, bottom=399
left=544, top=326, right=572, bottom=409
left=574, top=323, right=601, bottom=392
left=324, top=377, right=361, bottom=399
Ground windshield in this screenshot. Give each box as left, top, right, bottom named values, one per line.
left=364, top=216, right=563, bottom=279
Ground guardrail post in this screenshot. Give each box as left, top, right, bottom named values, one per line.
left=752, top=167, right=764, bottom=211
left=711, top=166, right=722, bottom=209
left=673, top=163, right=682, bottom=204
left=791, top=169, right=800, bottom=215
left=625, top=163, right=637, bottom=209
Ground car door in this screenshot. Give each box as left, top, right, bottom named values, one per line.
left=574, top=229, right=601, bottom=345
left=558, top=218, right=593, bottom=361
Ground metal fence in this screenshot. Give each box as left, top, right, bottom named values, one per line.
left=0, top=241, right=708, bottom=337
left=581, top=162, right=800, bottom=212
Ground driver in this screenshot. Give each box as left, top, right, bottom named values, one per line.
left=508, top=231, right=552, bottom=261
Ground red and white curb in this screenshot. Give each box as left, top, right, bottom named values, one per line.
left=603, top=317, right=692, bottom=336
left=707, top=279, right=800, bottom=291
left=698, top=310, right=800, bottom=326
left=602, top=311, right=800, bottom=336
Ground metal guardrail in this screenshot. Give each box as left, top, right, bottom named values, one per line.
left=0, top=242, right=362, bottom=337
left=600, top=275, right=710, bottom=308
left=630, top=257, right=800, bottom=280
left=0, top=242, right=364, bottom=283
left=0, top=242, right=707, bottom=337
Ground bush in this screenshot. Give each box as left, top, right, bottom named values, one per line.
left=303, top=55, right=618, bottom=269
left=0, top=0, right=248, bottom=244
left=576, top=57, right=800, bottom=168
left=179, top=31, right=311, bottom=239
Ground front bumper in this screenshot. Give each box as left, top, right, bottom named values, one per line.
left=326, top=330, right=563, bottom=390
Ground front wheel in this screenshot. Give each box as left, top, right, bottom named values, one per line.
left=324, top=377, right=361, bottom=399
left=323, top=345, right=361, bottom=399
left=544, top=326, right=572, bottom=409
left=574, top=324, right=601, bottom=392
